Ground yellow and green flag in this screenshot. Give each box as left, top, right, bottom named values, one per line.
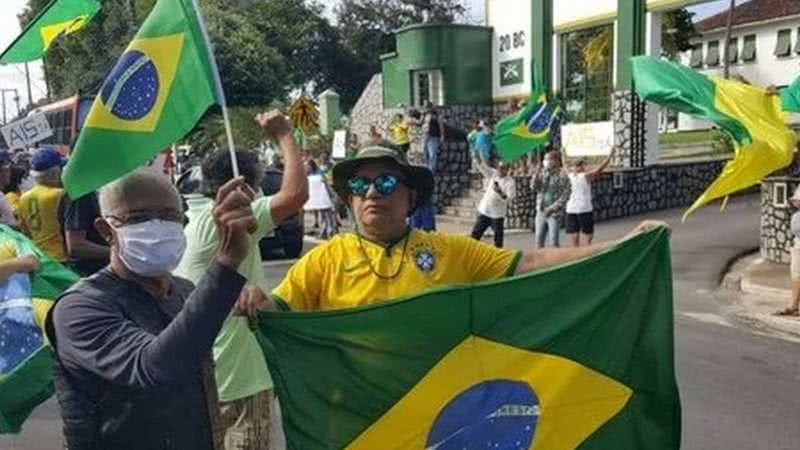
left=258, top=228, right=680, bottom=450
left=63, top=0, right=217, bottom=198
left=493, top=66, right=561, bottom=162
left=0, top=0, right=100, bottom=64
left=0, top=225, right=78, bottom=434
left=631, top=56, right=797, bottom=219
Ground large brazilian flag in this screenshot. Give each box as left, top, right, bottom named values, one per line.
left=0, top=225, right=78, bottom=434
left=258, top=228, right=680, bottom=449
left=63, top=0, right=217, bottom=198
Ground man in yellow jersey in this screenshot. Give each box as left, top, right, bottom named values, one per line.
left=270, top=142, right=665, bottom=312
left=19, top=148, right=66, bottom=262
left=389, top=113, right=411, bottom=155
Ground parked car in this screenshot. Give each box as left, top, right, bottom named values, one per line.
left=258, top=165, right=305, bottom=260
left=176, top=165, right=304, bottom=260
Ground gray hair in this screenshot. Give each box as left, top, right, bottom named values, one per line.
left=99, top=167, right=180, bottom=216
left=32, top=167, right=61, bottom=185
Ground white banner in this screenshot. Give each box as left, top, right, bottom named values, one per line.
left=562, top=121, right=614, bottom=157
left=1, top=113, right=53, bottom=150
left=332, top=130, right=347, bottom=159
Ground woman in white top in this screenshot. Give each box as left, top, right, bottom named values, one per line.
left=565, top=150, right=613, bottom=247
left=304, top=159, right=337, bottom=239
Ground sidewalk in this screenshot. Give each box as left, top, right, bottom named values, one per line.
left=722, top=252, right=800, bottom=339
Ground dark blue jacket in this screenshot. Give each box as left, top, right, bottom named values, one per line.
left=46, top=263, right=245, bottom=450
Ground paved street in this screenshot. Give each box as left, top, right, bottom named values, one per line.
left=3, top=194, right=799, bottom=450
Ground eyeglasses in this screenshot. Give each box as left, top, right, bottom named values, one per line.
left=348, top=174, right=406, bottom=196
left=105, top=209, right=187, bottom=227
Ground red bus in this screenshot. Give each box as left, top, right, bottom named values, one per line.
left=32, top=95, right=94, bottom=152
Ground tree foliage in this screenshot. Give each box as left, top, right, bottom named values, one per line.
left=662, top=8, right=699, bottom=60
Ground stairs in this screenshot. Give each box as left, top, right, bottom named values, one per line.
left=436, top=173, right=486, bottom=227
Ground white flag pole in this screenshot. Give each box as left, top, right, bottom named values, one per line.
left=189, top=0, right=240, bottom=178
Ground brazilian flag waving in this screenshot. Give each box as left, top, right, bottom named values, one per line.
left=64, top=0, right=217, bottom=198
left=493, top=65, right=561, bottom=163
left=0, top=225, right=78, bottom=434
left=258, top=228, right=680, bottom=449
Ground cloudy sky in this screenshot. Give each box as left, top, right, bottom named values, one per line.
left=1, top=0, right=731, bottom=118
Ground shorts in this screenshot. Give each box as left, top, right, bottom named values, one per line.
left=566, top=212, right=594, bottom=235
left=791, top=246, right=800, bottom=281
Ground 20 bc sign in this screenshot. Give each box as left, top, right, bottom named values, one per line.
left=498, top=31, right=526, bottom=53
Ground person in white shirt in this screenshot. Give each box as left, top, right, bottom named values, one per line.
left=775, top=185, right=800, bottom=316
left=470, top=158, right=516, bottom=248
left=565, top=151, right=613, bottom=247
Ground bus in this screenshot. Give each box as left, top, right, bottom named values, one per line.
left=31, top=95, right=94, bottom=152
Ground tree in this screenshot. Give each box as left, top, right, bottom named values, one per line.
left=661, top=8, right=699, bottom=60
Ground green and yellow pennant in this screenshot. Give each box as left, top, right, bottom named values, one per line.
left=0, top=0, right=101, bottom=64
left=258, top=228, right=680, bottom=450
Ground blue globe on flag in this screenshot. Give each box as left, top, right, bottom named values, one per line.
left=100, top=49, right=160, bottom=121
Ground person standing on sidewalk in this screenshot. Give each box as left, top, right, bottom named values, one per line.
left=470, top=158, right=516, bottom=248
left=531, top=150, right=571, bottom=248
left=175, top=111, right=308, bottom=450
left=389, top=113, right=411, bottom=156
left=565, top=150, right=614, bottom=247
left=423, top=102, right=446, bottom=174
left=776, top=185, right=800, bottom=316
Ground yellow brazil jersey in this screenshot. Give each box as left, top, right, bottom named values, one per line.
left=20, top=185, right=66, bottom=262
left=273, top=230, right=522, bottom=311
left=390, top=120, right=410, bottom=145
left=5, top=192, right=21, bottom=221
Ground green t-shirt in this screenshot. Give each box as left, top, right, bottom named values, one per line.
left=174, top=195, right=274, bottom=402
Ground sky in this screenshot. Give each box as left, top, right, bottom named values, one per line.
left=0, top=0, right=731, bottom=121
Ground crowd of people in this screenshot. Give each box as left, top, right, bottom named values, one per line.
left=0, top=107, right=663, bottom=450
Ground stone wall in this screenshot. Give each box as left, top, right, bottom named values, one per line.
left=348, top=74, right=383, bottom=142
left=760, top=177, right=800, bottom=264
left=503, top=157, right=731, bottom=230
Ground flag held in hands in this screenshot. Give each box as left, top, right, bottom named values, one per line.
left=0, top=0, right=101, bottom=65
left=258, top=228, right=681, bottom=450
left=631, top=56, right=797, bottom=219
left=0, top=225, right=78, bottom=434
left=493, top=66, right=561, bottom=162
left=63, top=0, right=217, bottom=198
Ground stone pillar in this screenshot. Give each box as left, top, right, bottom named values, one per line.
left=319, top=89, right=341, bottom=137
left=613, top=0, right=647, bottom=168
left=644, top=11, right=662, bottom=166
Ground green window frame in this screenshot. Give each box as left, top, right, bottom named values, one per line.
left=741, top=34, right=756, bottom=61
left=726, top=37, right=738, bottom=63
left=706, top=41, right=720, bottom=66
left=689, top=43, right=703, bottom=68
left=775, top=29, right=792, bottom=57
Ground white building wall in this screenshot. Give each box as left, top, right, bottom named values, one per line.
left=679, top=16, right=800, bottom=130
left=553, top=0, right=616, bottom=29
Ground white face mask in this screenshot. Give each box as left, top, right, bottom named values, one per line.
left=114, top=219, right=187, bottom=277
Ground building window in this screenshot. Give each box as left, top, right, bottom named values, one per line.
left=775, top=29, right=792, bottom=57
left=741, top=34, right=757, bottom=62
left=689, top=43, right=703, bottom=68
left=706, top=41, right=720, bottom=66
left=560, top=24, right=614, bottom=123
left=795, top=28, right=800, bottom=54
left=726, top=37, right=738, bottom=63
left=412, top=70, right=443, bottom=107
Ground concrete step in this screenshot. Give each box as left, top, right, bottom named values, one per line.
left=452, top=196, right=479, bottom=208
left=442, top=205, right=478, bottom=218
left=436, top=214, right=476, bottom=228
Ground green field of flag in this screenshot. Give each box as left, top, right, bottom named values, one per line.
left=493, top=65, right=560, bottom=162
left=0, top=0, right=100, bottom=64
left=631, top=56, right=796, bottom=219
left=63, top=0, right=217, bottom=198
left=0, top=225, right=78, bottom=434
left=258, top=228, right=680, bottom=450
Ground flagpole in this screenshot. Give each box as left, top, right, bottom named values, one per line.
left=188, top=0, right=240, bottom=178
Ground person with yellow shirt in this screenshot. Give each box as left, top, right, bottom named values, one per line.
left=19, top=148, right=66, bottom=263
left=389, top=113, right=411, bottom=155
left=263, top=142, right=665, bottom=313
left=4, top=166, right=28, bottom=223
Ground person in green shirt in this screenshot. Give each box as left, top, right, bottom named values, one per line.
left=174, top=111, right=308, bottom=450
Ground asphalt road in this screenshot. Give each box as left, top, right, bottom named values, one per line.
left=3, top=195, right=798, bottom=450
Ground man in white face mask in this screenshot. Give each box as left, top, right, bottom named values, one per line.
left=46, top=168, right=257, bottom=450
